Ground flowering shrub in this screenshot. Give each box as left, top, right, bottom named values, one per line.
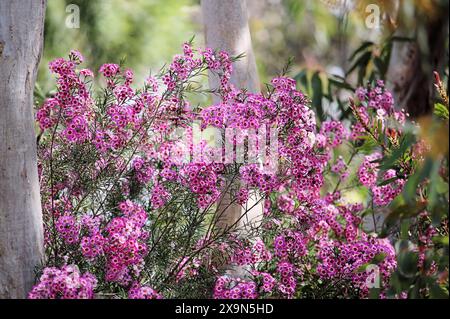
left=216, top=79, right=449, bottom=299
left=28, top=265, right=97, bottom=299
left=32, top=43, right=448, bottom=299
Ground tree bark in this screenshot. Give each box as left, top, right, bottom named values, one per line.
left=201, top=0, right=259, bottom=95
left=201, top=0, right=261, bottom=233
left=387, top=2, right=449, bottom=118
left=0, top=0, right=46, bottom=298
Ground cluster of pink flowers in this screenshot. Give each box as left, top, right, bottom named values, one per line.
left=355, top=80, right=394, bottom=114
left=162, top=43, right=231, bottom=91
left=37, top=50, right=93, bottom=144
left=237, top=188, right=250, bottom=205
left=99, top=63, right=120, bottom=78
left=37, top=49, right=150, bottom=157
left=113, top=85, right=135, bottom=103
left=202, top=47, right=232, bottom=87
left=199, top=74, right=323, bottom=203
left=132, top=157, right=155, bottom=184
left=79, top=215, right=105, bottom=259
left=28, top=265, right=97, bottom=299
left=221, top=187, right=397, bottom=297
left=254, top=271, right=277, bottom=293
left=276, top=261, right=298, bottom=297
left=417, top=215, right=439, bottom=272
left=371, top=169, right=405, bottom=206
left=199, top=103, right=228, bottom=129
left=107, top=103, right=134, bottom=128
left=331, top=156, right=349, bottom=181
left=213, top=276, right=258, bottom=299
left=56, top=215, right=80, bottom=245
left=56, top=201, right=150, bottom=287
left=150, top=184, right=171, bottom=209
left=269, top=76, right=316, bottom=132
left=276, top=194, right=296, bottom=214
left=358, top=154, right=404, bottom=206
left=240, top=164, right=279, bottom=194
left=80, top=232, right=106, bottom=260
left=103, top=201, right=149, bottom=285
left=358, top=153, right=383, bottom=187
left=36, top=98, right=59, bottom=129
left=319, top=120, right=349, bottom=149
left=181, top=163, right=223, bottom=208
left=202, top=77, right=407, bottom=298
left=273, top=231, right=307, bottom=260
left=317, top=238, right=397, bottom=295
left=351, top=81, right=407, bottom=141
left=128, top=282, right=162, bottom=299
left=200, top=95, right=275, bottom=130
left=232, top=239, right=272, bottom=265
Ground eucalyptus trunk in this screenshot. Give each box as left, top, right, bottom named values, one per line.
left=201, top=0, right=262, bottom=234
left=0, top=0, right=46, bottom=298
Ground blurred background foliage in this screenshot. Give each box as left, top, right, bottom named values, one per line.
left=39, top=0, right=197, bottom=92
left=38, top=0, right=449, bottom=119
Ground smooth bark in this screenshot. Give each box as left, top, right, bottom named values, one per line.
left=0, top=0, right=46, bottom=298
left=201, top=0, right=262, bottom=233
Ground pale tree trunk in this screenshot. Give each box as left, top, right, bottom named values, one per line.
left=0, top=0, right=46, bottom=298
left=386, top=1, right=449, bottom=118
left=201, top=0, right=259, bottom=94
left=201, top=0, right=262, bottom=235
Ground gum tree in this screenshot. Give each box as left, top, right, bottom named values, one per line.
left=0, top=0, right=46, bottom=298
left=201, top=0, right=262, bottom=234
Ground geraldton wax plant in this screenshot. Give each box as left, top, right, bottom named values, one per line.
left=30, top=42, right=448, bottom=299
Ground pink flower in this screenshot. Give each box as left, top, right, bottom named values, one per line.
left=99, top=63, right=120, bottom=78
left=28, top=265, right=97, bottom=299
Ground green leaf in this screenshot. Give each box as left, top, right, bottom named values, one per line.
left=346, top=51, right=372, bottom=77
left=379, top=132, right=415, bottom=171
left=397, top=251, right=419, bottom=278
left=368, top=288, right=381, bottom=299
left=432, top=236, right=449, bottom=247
left=390, top=271, right=415, bottom=293
left=357, top=52, right=372, bottom=85
left=400, top=219, right=411, bottom=239
left=378, top=43, right=393, bottom=80
left=311, top=71, right=324, bottom=121
left=427, top=159, right=442, bottom=210
left=434, top=103, right=449, bottom=120
left=372, top=252, right=387, bottom=264
left=377, top=176, right=399, bottom=187
left=381, top=200, right=427, bottom=237
left=435, top=176, right=449, bottom=194
left=373, top=57, right=387, bottom=77
left=328, top=77, right=355, bottom=91
left=430, top=283, right=449, bottom=299
left=348, top=41, right=374, bottom=62
left=390, top=36, right=415, bottom=43
left=402, top=158, right=434, bottom=205
left=294, top=69, right=310, bottom=95
left=356, top=135, right=379, bottom=154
